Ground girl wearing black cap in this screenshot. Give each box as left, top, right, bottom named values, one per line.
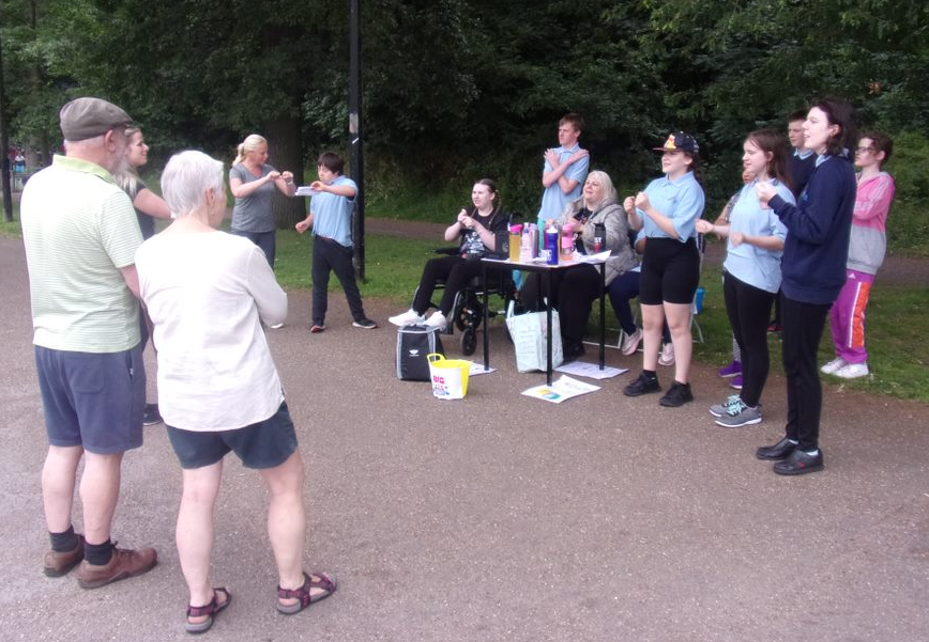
left=622, top=132, right=705, bottom=407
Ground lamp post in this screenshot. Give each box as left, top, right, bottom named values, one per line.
left=349, top=0, right=365, bottom=280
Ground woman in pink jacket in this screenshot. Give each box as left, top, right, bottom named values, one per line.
left=821, top=131, right=896, bottom=379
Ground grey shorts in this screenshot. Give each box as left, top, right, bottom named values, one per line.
left=35, top=344, right=145, bottom=454
left=166, top=401, right=298, bottom=470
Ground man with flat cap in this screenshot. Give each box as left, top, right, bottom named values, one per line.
left=21, top=97, right=157, bottom=588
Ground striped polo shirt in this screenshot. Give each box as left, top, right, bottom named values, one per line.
left=21, top=155, right=143, bottom=352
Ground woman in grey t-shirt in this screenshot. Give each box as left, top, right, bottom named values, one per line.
left=228, top=134, right=297, bottom=269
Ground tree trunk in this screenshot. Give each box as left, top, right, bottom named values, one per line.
left=0, top=14, right=13, bottom=222
left=264, top=117, right=305, bottom=229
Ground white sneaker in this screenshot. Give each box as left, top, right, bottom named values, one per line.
left=658, top=342, right=675, bottom=367
left=269, top=322, right=285, bottom=329
left=834, top=362, right=869, bottom=379
left=388, top=309, right=425, bottom=327
left=621, top=328, right=643, bottom=356
left=424, top=311, right=448, bottom=329
left=820, top=357, right=847, bottom=375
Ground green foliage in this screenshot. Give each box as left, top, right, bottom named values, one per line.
left=883, top=132, right=929, bottom=256
left=2, top=0, right=929, bottom=252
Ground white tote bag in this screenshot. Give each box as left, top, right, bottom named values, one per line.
left=505, top=301, right=563, bottom=373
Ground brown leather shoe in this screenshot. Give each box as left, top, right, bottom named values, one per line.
left=44, top=534, right=85, bottom=577
left=76, top=545, right=157, bottom=589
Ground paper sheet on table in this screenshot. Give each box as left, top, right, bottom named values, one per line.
left=574, top=250, right=611, bottom=263
left=554, top=361, right=627, bottom=379
left=521, top=375, right=601, bottom=404
left=295, top=186, right=321, bottom=197
left=469, top=363, right=496, bottom=376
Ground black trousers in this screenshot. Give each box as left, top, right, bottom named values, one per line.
left=557, top=264, right=602, bottom=344
left=412, top=255, right=484, bottom=316
left=232, top=229, right=276, bottom=269
left=312, top=236, right=367, bottom=325
left=723, top=272, right=775, bottom=408
left=520, top=271, right=566, bottom=312
left=780, top=294, right=831, bottom=450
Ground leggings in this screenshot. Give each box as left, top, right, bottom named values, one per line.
left=723, top=272, right=775, bottom=407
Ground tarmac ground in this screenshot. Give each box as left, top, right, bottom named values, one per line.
left=1, top=234, right=927, bottom=642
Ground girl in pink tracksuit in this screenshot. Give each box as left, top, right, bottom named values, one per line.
left=821, top=132, right=896, bottom=379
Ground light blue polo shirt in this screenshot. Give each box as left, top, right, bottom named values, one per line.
left=724, top=179, right=792, bottom=293
left=639, top=171, right=705, bottom=242
left=537, top=143, right=589, bottom=221
left=310, top=175, right=357, bottom=247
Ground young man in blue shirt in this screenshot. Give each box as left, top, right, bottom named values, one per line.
left=295, top=152, right=377, bottom=332
left=537, top=113, right=590, bottom=225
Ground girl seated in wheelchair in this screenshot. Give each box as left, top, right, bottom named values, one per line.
left=389, top=179, right=509, bottom=330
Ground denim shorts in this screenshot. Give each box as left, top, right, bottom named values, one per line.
left=166, top=401, right=298, bottom=470
left=35, top=344, right=145, bottom=454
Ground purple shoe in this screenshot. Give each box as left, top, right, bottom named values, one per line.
left=718, top=360, right=742, bottom=378
left=729, top=375, right=743, bottom=390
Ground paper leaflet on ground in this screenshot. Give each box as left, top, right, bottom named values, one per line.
left=521, top=375, right=601, bottom=404
left=295, top=186, right=321, bottom=197
left=554, top=361, right=627, bottom=379
left=469, top=363, right=496, bottom=376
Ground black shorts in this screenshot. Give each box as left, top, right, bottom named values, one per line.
left=166, top=401, right=298, bottom=470
left=640, top=237, right=700, bottom=305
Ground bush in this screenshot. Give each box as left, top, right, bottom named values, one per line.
left=885, top=131, right=929, bottom=256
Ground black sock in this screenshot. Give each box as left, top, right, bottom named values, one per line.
left=643, top=369, right=657, bottom=380
left=84, top=539, right=114, bottom=566
left=50, top=525, right=79, bottom=552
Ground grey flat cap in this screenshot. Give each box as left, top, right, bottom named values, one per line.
left=60, top=97, right=133, bottom=142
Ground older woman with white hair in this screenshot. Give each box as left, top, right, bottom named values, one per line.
left=521, top=170, right=636, bottom=360
left=135, top=151, right=335, bottom=634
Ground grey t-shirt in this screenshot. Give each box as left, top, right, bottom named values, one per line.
left=230, top=163, right=278, bottom=233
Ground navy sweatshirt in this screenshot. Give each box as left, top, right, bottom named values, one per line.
left=769, top=154, right=856, bottom=305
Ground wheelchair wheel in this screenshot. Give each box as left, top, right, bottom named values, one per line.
left=460, top=327, right=478, bottom=356
left=455, top=290, right=483, bottom=332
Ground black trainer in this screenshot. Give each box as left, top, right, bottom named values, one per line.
left=659, top=381, right=693, bottom=407
left=623, top=372, right=661, bottom=397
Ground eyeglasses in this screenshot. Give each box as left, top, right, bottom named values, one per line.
left=855, top=146, right=875, bottom=154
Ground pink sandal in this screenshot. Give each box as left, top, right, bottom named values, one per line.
left=276, top=571, right=336, bottom=615
left=185, top=587, right=231, bottom=635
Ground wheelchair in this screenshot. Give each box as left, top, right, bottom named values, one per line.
left=425, top=246, right=519, bottom=356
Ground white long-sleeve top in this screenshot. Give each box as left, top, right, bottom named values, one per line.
left=136, top=230, right=287, bottom=431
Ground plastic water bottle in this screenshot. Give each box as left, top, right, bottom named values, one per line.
left=545, top=222, right=559, bottom=265
left=509, top=224, right=523, bottom=262
left=520, top=225, right=532, bottom=262
left=560, top=222, right=574, bottom=261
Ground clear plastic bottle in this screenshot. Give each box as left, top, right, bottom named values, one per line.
left=560, top=222, right=575, bottom=261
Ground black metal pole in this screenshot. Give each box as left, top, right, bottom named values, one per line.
left=349, top=0, right=365, bottom=281
left=0, top=14, right=14, bottom=223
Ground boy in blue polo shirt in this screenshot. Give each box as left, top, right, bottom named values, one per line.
left=295, top=152, right=377, bottom=332
left=538, top=113, right=590, bottom=225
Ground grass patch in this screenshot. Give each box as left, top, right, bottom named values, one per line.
left=0, top=199, right=21, bottom=238
left=274, top=229, right=439, bottom=306
left=636, top=258, right=929, bottom=404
